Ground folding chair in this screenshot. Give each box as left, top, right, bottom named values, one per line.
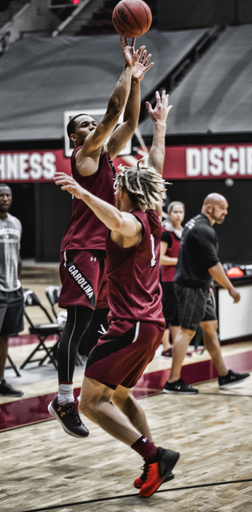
left=20, top=289, right=63, bottom=370
left=45, top=285, right=62, bottom=321
left=5, top=353, right=21, bottom=377
left=45, top=285, right=84, bottom=366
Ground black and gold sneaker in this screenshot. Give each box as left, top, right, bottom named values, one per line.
left=48, top=396, right=89, bottom=438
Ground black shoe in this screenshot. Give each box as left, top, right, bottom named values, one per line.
left=219, top=369, right=250, bottom=389
left=0, top=379, right=23, bottom=397
left=163, top=378, right=198, bottom=394
left=139, top=447, right=180, bottom=497
left=48, top=396, right=89, bottom=438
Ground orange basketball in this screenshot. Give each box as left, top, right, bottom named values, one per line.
left=112, top=0, right=152, bottom=38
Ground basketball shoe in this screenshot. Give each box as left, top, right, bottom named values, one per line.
left=219, top=369, right=250, bottom=389
left=134, top=464, right=174, bottom=488
left=0, top=379, right=23, bottom=397
left=163, top=378, right=198, bottom=394
left=48, top=396, right=89, bottom=438
left=139, top=447, right=180, bottom=498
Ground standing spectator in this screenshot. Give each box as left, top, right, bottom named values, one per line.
left=160, top=201, right=185, bottom=356
left=0, top=184, right=23, bottom=397
left=163, top=193, right=250, bottom=394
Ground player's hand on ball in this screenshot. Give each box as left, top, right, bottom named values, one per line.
left=120, top=36, right=145, bottom=68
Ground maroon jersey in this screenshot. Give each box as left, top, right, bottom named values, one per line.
left=161, top=230, right=181, bottom=282
left=106, top=209, right=165, bottom=327
left=61, top=148, right=115, bottom=252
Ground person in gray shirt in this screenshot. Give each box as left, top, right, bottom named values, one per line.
left=0, top=184, right=23, bottom=397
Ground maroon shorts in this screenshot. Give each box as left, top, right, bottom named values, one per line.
left=85, top=320, right=165, bottom=389
left=59, top=249, right=108, bottom=310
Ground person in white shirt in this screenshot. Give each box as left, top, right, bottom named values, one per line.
left=0, top=184, right=23, bottom=397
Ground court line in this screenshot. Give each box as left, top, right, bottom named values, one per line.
left=1, top=391, right=251, bottom=433
left=197, top=392, right=252, bottom=398
left=20, top=478, right=252, bottom=512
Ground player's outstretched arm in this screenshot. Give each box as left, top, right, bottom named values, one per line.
left=106, top=41, right=153, bottom=159
left=80, top=37, right=145, bottom=160
left=54, top=172, right=142, bottom=238
left=146, top=90, right=172, bottom=175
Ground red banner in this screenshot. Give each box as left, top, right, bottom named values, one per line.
left=1, top=143, right=252, bottom=182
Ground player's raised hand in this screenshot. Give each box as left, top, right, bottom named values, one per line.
left=120, top=36, right=146, bottom=68
left=132, top=48, right=154, bottom=82
left=54, top=172, right=84, bottom=200
left=146, top=90, right=172, bottom=124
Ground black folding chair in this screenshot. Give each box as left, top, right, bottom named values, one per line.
left=45, top=285, right=62, bottom=321
left=5, top=353, right=21, bottom=377
left=20, top=289, right=63, bottom=370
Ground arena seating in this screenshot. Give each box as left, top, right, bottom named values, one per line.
left=0, top=28, right=208, bottom=141
left=139, top=24, right=252, bottom=136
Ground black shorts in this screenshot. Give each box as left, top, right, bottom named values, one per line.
left=161, top=281, right=179, bottom=328
left=0, top=288, right=24, bottom=336
left=174, top=284, right=216, bottom=331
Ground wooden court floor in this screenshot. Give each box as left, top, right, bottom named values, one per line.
left=1, top=267, right=252, bottom=511
left=1, top=377, right=252, bottom=512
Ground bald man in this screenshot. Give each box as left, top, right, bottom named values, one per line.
left=163, top=193, right=250, bottom=394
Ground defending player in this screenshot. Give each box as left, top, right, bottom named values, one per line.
left=53, top=91, right=180, bottom=498
left=48, top=37, right=153, bottom=437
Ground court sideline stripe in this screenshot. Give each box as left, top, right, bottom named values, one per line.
left=1, top=390, right=251, bottom=433
left=20, top=478, right=252, bottom=512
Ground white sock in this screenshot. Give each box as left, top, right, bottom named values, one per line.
left=57, top=384, right=74, bottom=405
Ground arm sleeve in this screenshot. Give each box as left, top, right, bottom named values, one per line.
left=161, top=231, right=172, bottom=247
left=195, top=227, right=220, bottom=269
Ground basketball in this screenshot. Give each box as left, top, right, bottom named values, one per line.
left=112, top=0, right=152, bottom=38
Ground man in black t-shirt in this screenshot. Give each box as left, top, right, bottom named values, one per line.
left=163, top=193, right=250, bottom=394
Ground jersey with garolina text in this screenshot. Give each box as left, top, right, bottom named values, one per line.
left=174, top=213, right=219, bottom=290
left=106, top=209, right=165, bottom=327
left=60, top=149, right=115, bottom=252
left=0, top=213, right=22, bottom=291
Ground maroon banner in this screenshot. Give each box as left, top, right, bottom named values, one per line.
left=1, top=143, right=252, bottom=183
left=115, top=143, right=252, bottom=180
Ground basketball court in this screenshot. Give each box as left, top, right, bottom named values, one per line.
left=1, top=270, right=252, bottom=512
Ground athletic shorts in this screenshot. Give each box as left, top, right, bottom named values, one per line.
left=0, top=288, right=24, bottom=336
left=85, top=320, right=165, bottom=389
left=174, top=284, right=216, bottom=331
left=161, top=281, right=179, bottom=328
left=59, top=249, right=107, bottom=310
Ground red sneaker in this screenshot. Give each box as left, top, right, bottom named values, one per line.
left=139, top=448, right=180, bottom=497
left=134, top=463, right=175, bottom=488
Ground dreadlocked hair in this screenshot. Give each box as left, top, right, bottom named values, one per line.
left=116, top=161, right=166, bottom=210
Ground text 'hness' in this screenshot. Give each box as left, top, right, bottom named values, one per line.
left=186, top=147, right=252, bottom=177
left=0, top=152, right=56, bottom=180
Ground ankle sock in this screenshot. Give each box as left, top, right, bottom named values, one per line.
left=131, top=435, right=158, bottom=463
left=58, top=383, right=74, bottom=405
